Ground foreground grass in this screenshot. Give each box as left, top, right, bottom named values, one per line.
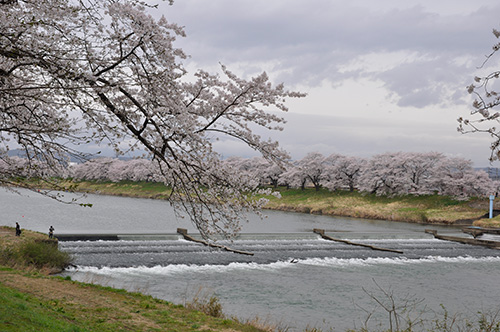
left=0, top=227, right=266, bottom=332
left=0, top=270, right=266, bottom=332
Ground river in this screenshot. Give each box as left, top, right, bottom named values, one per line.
left=2, top=188, right=500, bottom=331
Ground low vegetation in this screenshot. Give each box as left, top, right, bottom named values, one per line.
left=262, top=188, right=494, bottom=225
left=0, top=226, right=71, bottom=274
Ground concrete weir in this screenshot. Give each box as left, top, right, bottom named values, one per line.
left=56, top=233, right=180, bottom=241
left=177, top=228, right=254, bottom=256
left=56, top=234, right=120, bottom=241
left=313, top=228, right=404, bottom=254
left=425, top=229, right=500, bottom=249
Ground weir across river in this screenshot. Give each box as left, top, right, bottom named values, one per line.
left=55, top=233, right=181, bottom=241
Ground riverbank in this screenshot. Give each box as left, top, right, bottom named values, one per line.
left=35, top=179, right=500, bottom=227
left=0, top=227, right=268, bottom=332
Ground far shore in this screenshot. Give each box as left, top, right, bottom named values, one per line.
left=18, top=179, right=500, bottom=228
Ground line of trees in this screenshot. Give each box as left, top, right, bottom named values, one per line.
left=3, top=151, right=495, bottom=200
left=225, top=151, right=498, bottom=199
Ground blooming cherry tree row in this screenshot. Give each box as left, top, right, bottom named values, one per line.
left=222, top=152, right=497, bottom=199
left=3, top=150, right=495, bottom=201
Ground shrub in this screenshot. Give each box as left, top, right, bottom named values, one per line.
left=0, top=236, right=72, bottom=271
left=185, top=287, right=224, bottom=318
left=17, top=239, right=71, bottom=269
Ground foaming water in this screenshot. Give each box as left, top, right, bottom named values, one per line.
left=60, top=236, right=500, bottom=331
left=67, top=254, right=500, bottom=274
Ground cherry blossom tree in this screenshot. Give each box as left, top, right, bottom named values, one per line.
left=399, top=152, right=445, bottom=194
left=302, top=152, right=329, bottom=191
left=430, top=157, right=496, bottom=198
left=262, top=161, right=287, bottom=188
left=0, top=156, right=45, bottom=178
left=222, top=156, right=252, bottom=173
left=280, top=152, right=327, bottom=191
left=357, top=152, right=440, bottom=196
left=70, top=158, right=115, bottom=182
left=0, top=0, right=304, bottom=238
left=221, top=156, right=259, bottom=187
left=70, top=157, right=158, bottom=182
left=279, top=162, right=307, bottom=190
left=358, top=152, right=496, bottom=198
left=124, top=158, right=157, bottom=182
left=459, top=28, right=500, bottom=162
left=107, top=159, right=132, bottom=182
left=106, top=158, right=154, bottom=182
left=245, top=156, right=285, bottom=188
left=323, top=154, right=365, bottom=192
left=357, top=152, right=411, bottom=196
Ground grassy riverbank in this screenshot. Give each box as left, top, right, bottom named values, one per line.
left=263, top=188, right=496, bottom=225
left=41, top=179, right=500, bottom=227
left=0, top=227, right=270, bottom=332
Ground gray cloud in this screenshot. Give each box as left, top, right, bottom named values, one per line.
left=156, top=0, right=500, bottom=165
left=375, top=57, right=472, bottom=108
left=162, top=1, right=500, bottom=98
left=272, top=112, right=493, bottom=165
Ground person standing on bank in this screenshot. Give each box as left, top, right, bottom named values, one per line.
left=49, top=226, right=54, bottom=239
left=15, top=222, right=21, bottom=236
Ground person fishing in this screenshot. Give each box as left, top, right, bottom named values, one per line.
left=49, top=226, right=54, bottom=239
left=15, top=222, right=21, bottom=236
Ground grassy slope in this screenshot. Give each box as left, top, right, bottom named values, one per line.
left=0, top=227, right=265, bottom=332
left=53, top=180, right=499, bottom=226
left=263, top=188, right=493, bottom=225
left=61, top=180, right=172, bottom=199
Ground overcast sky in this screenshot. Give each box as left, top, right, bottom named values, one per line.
left=155, top=0, right=500, bottom=166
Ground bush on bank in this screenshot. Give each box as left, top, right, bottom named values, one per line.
left=0, top=227, right=72, bottom=272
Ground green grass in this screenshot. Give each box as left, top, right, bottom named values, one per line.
left=0, top=274, right=268, bottom=332
left=0, top=283, right=85, bottom=332
left=0, top=227, right=72, bottom=272
left=16, top=239, right=71, bottom=269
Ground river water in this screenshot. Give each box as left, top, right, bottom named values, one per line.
left=2, top=188, right=500, bottom=331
